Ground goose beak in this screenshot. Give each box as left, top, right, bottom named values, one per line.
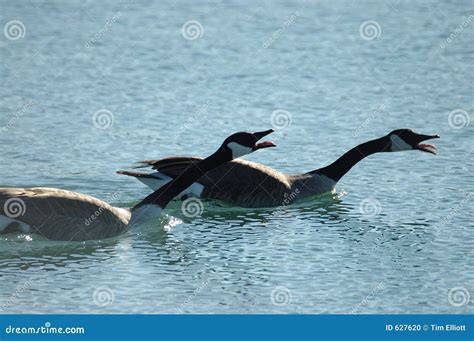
left=252, top=129, right=276, bottom=150
left=415, top=134, right=440, bottom=155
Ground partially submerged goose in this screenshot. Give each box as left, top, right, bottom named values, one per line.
left=0, top=129, right=276, bottom=240
left=119, top=129, right=439, bottom=208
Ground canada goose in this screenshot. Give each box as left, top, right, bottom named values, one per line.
left=0, top=129, right=276, bottom=241
left=118, top=129, right=439, bottom=208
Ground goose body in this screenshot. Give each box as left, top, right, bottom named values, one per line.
left=0, top=187, right=131, bottom=240
left=120, top=129, right=439, bottom=208
left=0, top=129, right=275, bottom=240
left=119, top=158, right=336, bottom=208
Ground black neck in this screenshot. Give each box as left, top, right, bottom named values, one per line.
left=134, top=148, right=228, bottom=209
left=313, top=136, right=390, bottom=182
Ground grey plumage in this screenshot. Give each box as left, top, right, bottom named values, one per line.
left=0, top=187, right=131, bottom=241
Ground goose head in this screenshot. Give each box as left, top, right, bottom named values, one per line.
left=388, top=129, right=440, bottom=154
left=222, top=129, right=276, bottom=159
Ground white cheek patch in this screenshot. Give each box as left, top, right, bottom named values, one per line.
left=390, top=135, right=412, bottom=152
left=227, top=142, right=252, bottom=158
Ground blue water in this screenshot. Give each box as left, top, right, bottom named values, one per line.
left=0, top=0, right=472, bottom=313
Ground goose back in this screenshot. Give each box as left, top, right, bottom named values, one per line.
left=0, top=187, right=131, bottom=241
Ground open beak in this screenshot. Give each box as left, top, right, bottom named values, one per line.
left=252, top=129, right=276, bottom=150
left=415, top=134, right=440, bottom=155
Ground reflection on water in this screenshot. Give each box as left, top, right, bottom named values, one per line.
left=1, top=0, right=473, bottom=313
left=2, top=190, right=471, bottom=313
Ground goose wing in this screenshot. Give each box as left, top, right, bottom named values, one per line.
left=0, top=187, right=130, bottom=241
left=135, top=157, right=202, bottom=175
left=136, top=157, right=292, bottom=208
